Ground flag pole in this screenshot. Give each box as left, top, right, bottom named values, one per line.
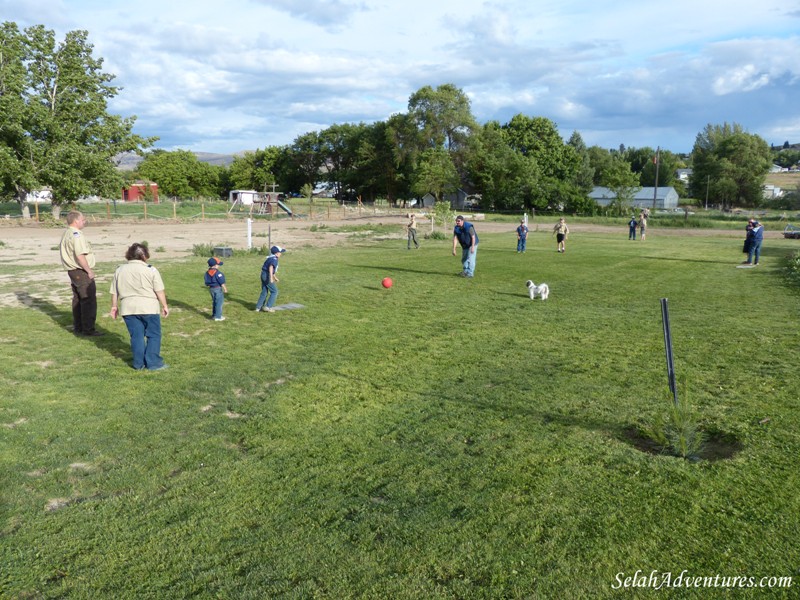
left=652, top=147, right=660, bottom=210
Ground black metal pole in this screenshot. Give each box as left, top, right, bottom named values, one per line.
left=661, top=298, right=679, bottom=406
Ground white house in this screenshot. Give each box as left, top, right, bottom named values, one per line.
left=763, top=184, right=784, bottom=199
left=25, top=189, right=53, bottom=203
left=228, top=190, right=260, bottom=205
left=589, top=186, right=679, bottom=209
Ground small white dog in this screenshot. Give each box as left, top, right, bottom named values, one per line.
left=526, top=280, right=550, bottom=301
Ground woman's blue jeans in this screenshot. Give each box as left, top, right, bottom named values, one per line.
left=123, top=314, right=164, bottom=370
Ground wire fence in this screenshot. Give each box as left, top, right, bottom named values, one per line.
left=2, top=199, right=497, bottom=224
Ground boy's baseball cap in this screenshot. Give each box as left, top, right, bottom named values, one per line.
left=208, top=257, right=223, bottom=267
left=271, top=246, right=286, bottom=254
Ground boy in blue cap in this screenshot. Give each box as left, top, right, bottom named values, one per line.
left=255, top=245, right=286, bottom=313
left=205, top=257, right=228, bottom=321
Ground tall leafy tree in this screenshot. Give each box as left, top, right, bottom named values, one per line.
left=411, top=147, right=459, bottom=202
left=690, top=123, right=769, bottom=209
left=465, top=121, right=533, bottom=210
left=354, top=117, right=414, bottom=204
left=715, top=133, right=771, bottom=208
left=503, top=115, right=578, bottom=181
left=601, top=156, right=640, bottom=215
left=136, top=150, right=220, bottom=198
left=275, top=131, right=324, bottom=195
left=587, top=145, right=614, bottom=185
left=227, top=147, right=281, bottom=192
left=319, top=123, right=368, bottom=199
left=407, top=83, right=476, bottom=152
left=0, top=23, right=154, bottom=205
left=501, top=115, right=583, bottom=210
left=407, top=84, right=477, bottom=193
left=566, top=131, right=595, bottom=193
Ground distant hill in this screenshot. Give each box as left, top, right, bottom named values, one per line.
left=115, top=151, right=240, bottom=171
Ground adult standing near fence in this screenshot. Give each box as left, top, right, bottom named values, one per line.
left=109, top=243, right=169, bottom=371
left=255, top=245, right=286, bottom=312
left=638, top=211, right=648, bottom=241
left=452, top=215, right=479, bottom=277
left=59, top=210, right=102, bottom=336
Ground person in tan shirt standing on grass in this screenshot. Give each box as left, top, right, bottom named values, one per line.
left=110, top=243, right=170, bottom=371
left=59, top=211, right=102, bottom=336
left=553, top=217, right=569, bottom=253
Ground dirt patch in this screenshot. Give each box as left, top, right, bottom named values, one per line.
left=0, top=215, right=753, bottom=266
left=0, top=214, right=765, bottom=310
left=622, top=426, right=743, bottom=462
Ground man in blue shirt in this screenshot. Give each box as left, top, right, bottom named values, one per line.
left=516, top=219, right=528, bottom=253
left=744, top=221, right=763, bottom=266
left=452, top=215, right=479, bottom=277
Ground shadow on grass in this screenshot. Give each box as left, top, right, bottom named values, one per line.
left=169, top=298, right=211, bottom=318
left=15, top=291, right=129, bottom=366
left=349, top=263, right=447, bottom=276
left=454, top=391, right=743, bottom=463
left=640, top=255, right=733, bottom=265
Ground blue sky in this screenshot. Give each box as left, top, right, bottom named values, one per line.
left=3, top=0, right=799, bottom=154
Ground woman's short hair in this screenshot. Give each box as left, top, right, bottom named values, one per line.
left=125, top=243, right=150, bottom=261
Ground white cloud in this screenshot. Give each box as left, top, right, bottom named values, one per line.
left=2, top=0, right=800, bottom=152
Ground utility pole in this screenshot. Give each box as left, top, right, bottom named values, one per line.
left=704, top=175, right=710, bottom=210
left=652, top=147, right=660, bottom=210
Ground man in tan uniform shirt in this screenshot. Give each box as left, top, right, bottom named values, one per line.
left=59, top=211, right=102, bottom=336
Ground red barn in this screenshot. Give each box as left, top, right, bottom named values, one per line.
left=122, top=181, right=159, bottom=202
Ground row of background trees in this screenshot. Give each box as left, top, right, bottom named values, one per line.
left=1, top=23, right=796, bottom=213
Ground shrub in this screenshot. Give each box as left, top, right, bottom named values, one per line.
left=641, top=381, right=705, bottom=460
left=784, top=250, right=800, bottom=285
left=432, top=202, right=456, bottom=228
left=191, top=243, right=215, bottom=256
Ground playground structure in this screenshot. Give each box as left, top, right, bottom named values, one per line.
left=228, top=190, right=293, bottom=217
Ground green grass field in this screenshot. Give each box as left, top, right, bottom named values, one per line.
left=2, top=227, right=799, bottom=598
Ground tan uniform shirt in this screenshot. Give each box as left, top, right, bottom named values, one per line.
left=110, top=260, right=165, bottom=316
left=59, top=227, right=96, bottom=270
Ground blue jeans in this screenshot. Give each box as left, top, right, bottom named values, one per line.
left=629, top=226, right=636, bottom=240
left=256, top=273, right=279, bottom=309
left=461, top=244, right=478, bottom=277
left=209, top=287, right=224, bottom=319
left=517, top=237, right=527, bottom=252
left=747, top=240, right=762, bottom=264
left=123, top=314, right=164, bottom=370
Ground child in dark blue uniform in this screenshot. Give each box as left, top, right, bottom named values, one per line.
left=255, top=246, right=286, bottom=312
left=628, top=216, right=637, bottom=240
left=205, top=257, right=228, bottom=321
